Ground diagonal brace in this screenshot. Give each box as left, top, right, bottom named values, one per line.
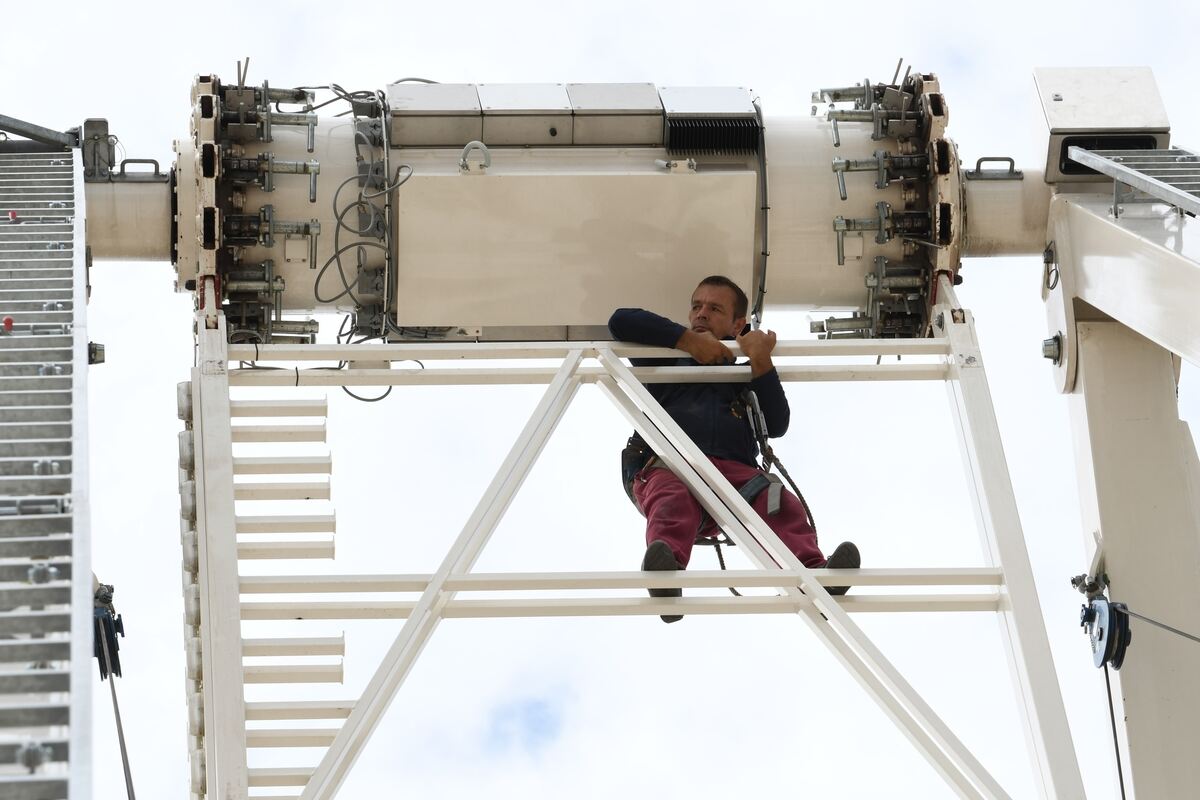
left=300, top=351, right=585, bottom=800
left=595, top=347, right=1009, bottom=799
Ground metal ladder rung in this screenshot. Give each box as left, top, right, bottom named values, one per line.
left=237, top=539, right=335, bottom=560
left=0, top=377, right=71, bottom=392
left=246, top=728, right=339, bottom=748
left=0, top=702, right=69, bottom=727
left=0, top=456, right=73, bottom=475
left=0, top=476, right=71, bottom=495
left=0, top=562, right=71, bottom=583
left=0, top=536, right=72, bottom=558
left=0, top=516, right=72, bottom=536
left=0, top=668, right=70, bottom=693
left=248, top=767, right=315, bottom=787
left=0, top=408, right=72, bottom=423
left=0, top=610, right=71, bottom=635
left=229, top=398, right=328, bottom=417
left=231, top=424, right=326, bottom=443
left=233, top=455, right=332, bottom=475
left=244, top=699, right=354, bottom=720
left=234, top=481, right=330, bottom=501
left=0, top=423, right=72, bottom=440
left=0, top=739, right=68, bottom=763
left=236, top=514, right=335, bottom=534
left=0, top=775, right=68, bottom=800
left=242, top=635, right=344, bottom=657
left=0, top=581, right=71, bottom=608
left=0, top=336, right=74, bottom=349
left=0, top=638, right=70, bottom=662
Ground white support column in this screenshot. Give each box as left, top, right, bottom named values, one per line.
left=595, top=349, right=1010, bottom=800
left=67, top=148, right=93, bottom=800
left=935, top=276, right=1086, bottom=799
left=1067, top=320, right=1200, bottom=798
left=300, top=351, right=585, bottom=800
left=192, top=317, right=249, bottom=799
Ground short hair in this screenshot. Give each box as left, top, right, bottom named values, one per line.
left=696, top=275, right=748, bottom=320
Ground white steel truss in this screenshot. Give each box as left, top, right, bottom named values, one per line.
left=183, top=276, right=1084, bottom=799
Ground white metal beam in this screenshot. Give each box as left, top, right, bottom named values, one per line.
left=594, top=350, right=1009, bottom=799
left=67, top=148, right=92, bottom=800
left=1051, top=195, right=1200, bottom=367
left=237, top=567, right=1003, bottom=594
left=228, top=338, right=951, bottom=363
left=936, top=276, right=1086, bottom=799
left=228, top=362, right=946, bottom=387
left=300, top=351, right=585, bottom=800
left=238, top=594, right=1001, bottom=619
left=192, top=317, right=249, bottom=798
left=1067, top=319, right=1200, bottom=797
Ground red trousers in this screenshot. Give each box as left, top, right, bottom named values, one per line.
left=633, top=456, right=826, bottom=568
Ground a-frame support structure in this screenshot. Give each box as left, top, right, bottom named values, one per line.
left=181, top=276, right=1085, bottom=799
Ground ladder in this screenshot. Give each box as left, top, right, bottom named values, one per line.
left=0, top=148, right=92, bottom=799
left=1068, top=145, right=1200, bottom=217
left=177, top=272, right=1086, bottom=799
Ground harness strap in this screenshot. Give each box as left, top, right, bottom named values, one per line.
left=736, top=471, right=782, bottom=515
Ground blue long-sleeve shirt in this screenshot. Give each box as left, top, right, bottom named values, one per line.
left=608, top=307, right=790, bottom=466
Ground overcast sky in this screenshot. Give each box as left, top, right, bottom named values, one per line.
left=5, top=1, right=1200, bottom=797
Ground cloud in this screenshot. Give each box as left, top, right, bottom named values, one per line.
left=483, top=694, right=566, bottom=756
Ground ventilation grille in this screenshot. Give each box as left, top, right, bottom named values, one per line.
left=665, top=117, right=760, bottom=156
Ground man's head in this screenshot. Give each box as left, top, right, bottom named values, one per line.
left=689, top=275, right=748, bottom=339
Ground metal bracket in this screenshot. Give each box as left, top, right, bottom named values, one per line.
left=833, top=202, right=893, bottom=265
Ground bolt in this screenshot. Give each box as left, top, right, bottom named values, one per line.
left=1042, top=334, right=1062, bottom=364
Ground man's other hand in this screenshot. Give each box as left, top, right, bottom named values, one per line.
left=736, top=329, right=777, bottom=377
left=677, top=329, right=734, bottom=365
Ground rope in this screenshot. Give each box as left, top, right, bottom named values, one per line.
left=1120, top=605, right=1200, bottom=646
left=1102, top=663, right=1127, bottom=800
left=711, top=541, right=742, bottom=597
left=744, top=388, right=817, bottom=532
left=99, top=625, right=136, bottom=800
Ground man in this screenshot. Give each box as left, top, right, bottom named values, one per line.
left=609, top=275, right=860, bottom=623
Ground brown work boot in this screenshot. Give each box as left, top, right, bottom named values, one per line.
left=824, top=541, right=860, bottom=596
left=641, top=540, right=683, bottom=623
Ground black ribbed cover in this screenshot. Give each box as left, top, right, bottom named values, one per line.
left=665, top=117, right=760, bottom=155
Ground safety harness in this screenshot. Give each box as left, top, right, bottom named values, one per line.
left=620, top=387, right=817, bottom=591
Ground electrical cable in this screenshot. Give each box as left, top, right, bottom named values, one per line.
left=1122, top=606, right=1200, bottom=645
left=1103, top=663, right=1128, bottom=800
left=750, top=99, right=770, bottom=330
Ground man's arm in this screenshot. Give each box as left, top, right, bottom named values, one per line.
left=738, top=329, right=790, bottom=436
left=609, top=308, right=735, bottom=364
left=608, top=308, right=687, bottom=348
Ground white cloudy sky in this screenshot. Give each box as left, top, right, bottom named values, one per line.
left=5, top=1, right=1200, bottom=797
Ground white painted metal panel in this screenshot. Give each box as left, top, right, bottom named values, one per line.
left=392, top=170, right=756, bottom=327
left=658, top=86, right=755, bottom=116
left=1034, top=67, right=1169, bottom=133
left=1068, top=321, right=1200, bottom=798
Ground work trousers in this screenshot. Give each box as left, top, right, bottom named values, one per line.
left=632, top=455, right=825, bottom=568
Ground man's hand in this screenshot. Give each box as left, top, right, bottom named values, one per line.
left=736, top=329, right=777, bottom=377
left=677, top=329, right=734, bottom=365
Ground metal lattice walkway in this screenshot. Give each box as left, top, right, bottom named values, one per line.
left=0, top=147, right=91, bottom=799
left=1068, top=145, right=1200, bottom=217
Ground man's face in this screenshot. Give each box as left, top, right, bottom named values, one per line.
left=689, top=283, right=745, bottom=339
